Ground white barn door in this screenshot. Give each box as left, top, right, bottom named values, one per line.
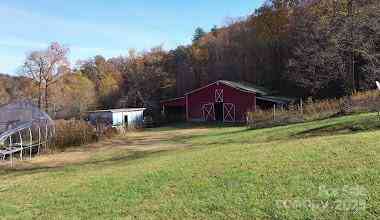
left=223, top=103, right=235, bottom=122
left=202, top=103, right=215, bottom=121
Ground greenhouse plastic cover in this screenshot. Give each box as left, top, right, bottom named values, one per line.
left=0, top=101, right=54, bottom=137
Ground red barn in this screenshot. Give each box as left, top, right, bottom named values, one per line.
left=161, top=80, right=290, bottom=123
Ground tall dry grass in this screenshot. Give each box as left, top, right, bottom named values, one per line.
left=351, top=90, right=380, bottom=112
left=52, top=120, right=117, bottom=151
left=247, top=90, right=380, bottom=128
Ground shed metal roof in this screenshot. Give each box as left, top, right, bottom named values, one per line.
left=88, top=108, right=146, bottom=113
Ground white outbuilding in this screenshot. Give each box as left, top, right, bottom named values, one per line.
left=88, top=108, right=146, bottom=129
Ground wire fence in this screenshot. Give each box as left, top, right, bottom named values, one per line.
left=247, top=90, right=380, bottom=128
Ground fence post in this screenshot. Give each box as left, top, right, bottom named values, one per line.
left=29, top=127, right=32, bottom=160
left=10, top=136, right=13, bottom=168
left=300, top=98, right=304, bottom=117
left=19, top=131, right=23, bottom=160
left=45, top=124, right=48, bottom=151
left=38, top=126, right=41, bottom=155
left=273, top=104, right=276, bottom=121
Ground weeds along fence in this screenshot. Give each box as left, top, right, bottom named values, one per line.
left=247, top=90, right=380, bottom=128
left=52, top=120, right=117, bottom=151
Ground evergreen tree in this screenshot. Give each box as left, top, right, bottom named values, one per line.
left=211, top=25, right=218, bottom=37
left=192, top=27, right=206, bottom=43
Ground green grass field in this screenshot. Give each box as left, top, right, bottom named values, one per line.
left=1, top=113, right=380, bottom=219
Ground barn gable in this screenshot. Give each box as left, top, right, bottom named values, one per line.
left=185, top=80, right=270, bottom=96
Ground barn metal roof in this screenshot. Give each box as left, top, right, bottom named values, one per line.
left=160, top=97, right=185, bottom=104
left=160, top=80, right=294, bottom=106
left=184, top=80, right=271, bottom=95
left=88, top=108, right=146, bottom=113
left=257, top=96, right=295, bottom=105
left=219, top=80, right=271, bottom=95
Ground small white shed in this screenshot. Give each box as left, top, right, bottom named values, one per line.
left=88, top=108, right=146, bottom=129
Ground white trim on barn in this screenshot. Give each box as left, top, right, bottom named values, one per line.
left=202, top=103, right=215, bottom=121
left=223, top=103, right=235, bottom=122
left=186, top=95, right=189, bottom=121
left=184, top=80, right=269, bottom=96
left=215, top=89, right=224, bottom=103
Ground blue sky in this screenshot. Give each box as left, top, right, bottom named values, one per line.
left=0, top=0, right=264, bottom=74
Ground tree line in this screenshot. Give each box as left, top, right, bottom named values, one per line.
left=0, top=0, right=378, bottom=119
left=173, top=0, right=379, bottom=98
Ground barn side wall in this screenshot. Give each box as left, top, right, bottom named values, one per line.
left=187, top=83, right=256, bottom=122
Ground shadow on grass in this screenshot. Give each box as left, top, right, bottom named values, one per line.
left=0, top=141, right=222, bottom=177
left=293, top=116, right=380, bottom=138
left=171, top=114, right=380, bottom=146
left=147, top=122, right=245, bottom=132
left=0, top=148, right=177, bottom=176
left=168, top=128, right=251, bottom=142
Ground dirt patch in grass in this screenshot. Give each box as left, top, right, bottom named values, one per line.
left=0, top=126, right=210, bottom=171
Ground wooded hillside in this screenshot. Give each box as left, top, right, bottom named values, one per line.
left=173, top=0, right=380, bottom=98
left=0, top=0, right=379, bottom=118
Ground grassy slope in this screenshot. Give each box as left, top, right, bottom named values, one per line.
left=1, top=113, right=380, bottom=219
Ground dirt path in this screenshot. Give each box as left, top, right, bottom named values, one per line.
left=0, top=126, right=210, bottom=171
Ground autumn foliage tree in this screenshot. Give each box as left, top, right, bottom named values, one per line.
left=118, top=47, right=175, bottom=110
left=78, top=55, right=122, bottom=108
left=22, top=42, right=69, bottom=111
left=170, top=0, right=380, bottom=99
left=288, top=0, right=380, bottom=97
left=52, top=72, right=97, bottom=118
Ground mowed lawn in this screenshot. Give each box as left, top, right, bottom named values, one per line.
left=1, top=113, right=380, bottom=219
